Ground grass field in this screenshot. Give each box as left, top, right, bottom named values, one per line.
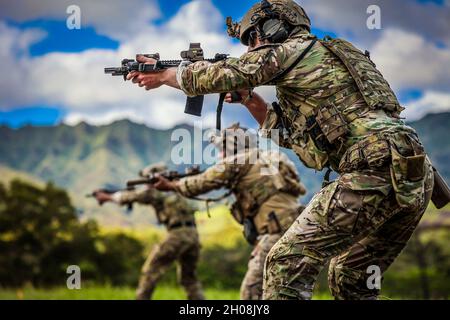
left=0, top=286, right=333, bottom=300
left=0, top=286, right=239, bottom=300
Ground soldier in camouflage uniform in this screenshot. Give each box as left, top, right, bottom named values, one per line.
left=152, top=124, right=306, bottom=300
left=93, top=164, right=204, bottom=300
left=128, top=0, right=436, bottom=300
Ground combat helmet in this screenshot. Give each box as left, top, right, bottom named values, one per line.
left=227, top=0, right=311, bottom=46
left=211, top=123, right=258, bottom=155
left=139, top=162, right=168, bottom=177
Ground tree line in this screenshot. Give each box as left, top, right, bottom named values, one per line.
left=0, top=179, right=448, bottom=299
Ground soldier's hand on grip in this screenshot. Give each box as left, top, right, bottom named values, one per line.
left=152, top=174, right=177, bottom=192
left=93, top=191, right=113, bottom=206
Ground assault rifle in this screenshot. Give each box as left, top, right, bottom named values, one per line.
left=126, top=165, right=203, bottom=188
left=105, top=43, right=233, bottom=129
left=86, top=187, right=135, bottom=211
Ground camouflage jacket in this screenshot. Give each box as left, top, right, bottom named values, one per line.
left=177, top=32, right=416, bottom=173
left=113, top=188, right=196, bottom=228
left=176, top=149, right=306, bottom=235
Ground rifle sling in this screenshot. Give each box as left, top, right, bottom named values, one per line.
left=215, top=40, right=316, bottom=132
left=266, top=39, right=317, bottom=84
left=216, top=92, right=227, bottom=131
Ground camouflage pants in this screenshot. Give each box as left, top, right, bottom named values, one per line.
left=136, top=227, right=205, bottom=300
left=263, top=166, right=434, bottom=300
left=240, top=234, right=281, bottom=300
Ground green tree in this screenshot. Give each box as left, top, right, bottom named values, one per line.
left=0, top=180, right=144, bottom=288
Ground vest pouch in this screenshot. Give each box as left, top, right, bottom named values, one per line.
left=339, top=134, right=391, bottom=173
left=292, top=133, right=329, bottom=171
left=389, top=139, right=426, bottom=210
left=316, top=104, right=349, bottom=144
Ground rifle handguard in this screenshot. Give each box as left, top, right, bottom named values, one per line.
left=126, top=178, right=156, bottom=187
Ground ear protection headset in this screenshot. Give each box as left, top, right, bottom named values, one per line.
left=258, top=18, right=291, bottom=43
left=256, top=0, right=292, bottom=43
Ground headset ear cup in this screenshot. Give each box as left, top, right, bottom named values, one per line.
left=272, top=27, right=289, bottom=43
left=261, top=19, right=289, bottom=43
left=261, top=19, right=282, bottom=38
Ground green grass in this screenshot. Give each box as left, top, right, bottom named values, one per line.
left=0, top=285, right=332, bottom=300
left=0, top=285, right=241, bottom=300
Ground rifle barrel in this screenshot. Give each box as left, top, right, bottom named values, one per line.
left=104, top=67, right=120, bottom=74
left=127, top=178, right=154, bottom=187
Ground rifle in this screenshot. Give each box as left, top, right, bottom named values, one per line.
left=105, top=43, right=231, bottom=126
left=126, top=165, right=203, bottom=187
left=431, top=167, right=450, bottom=209
left=86, top=188, right=134, bottom=211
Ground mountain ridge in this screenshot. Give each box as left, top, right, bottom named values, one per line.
left=1, top=113, right=449, bottom=226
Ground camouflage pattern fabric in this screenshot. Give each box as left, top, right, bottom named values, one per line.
left=177, top=31, right=413, bottom=172
left=176, top=149, right=305, bottom=299
left=115, top=187, right=196, bottom=226
left=263, top=161, right=434, bottom=300
left=136, top=227, right=204, bottom=300
left=240, top=234, right=281, bottom=300
left=113, top=188, right=204, bottom=300
left=177, top=24, right=435, bottom=299
left=177, top=148, right=305, bottom=234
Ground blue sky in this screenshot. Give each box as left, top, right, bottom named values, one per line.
left=0, top=0, right=449, bottom=129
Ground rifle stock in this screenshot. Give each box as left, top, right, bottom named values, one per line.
left=432, top=167, right=450, bottom=209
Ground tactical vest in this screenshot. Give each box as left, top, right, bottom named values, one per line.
left=153, top=193, right=196, bottom=227
left=269, top=36, right=405, bottom=172
left=230, top=150, right=304, bottom=224
left=320, top=37, right=404, bottom=117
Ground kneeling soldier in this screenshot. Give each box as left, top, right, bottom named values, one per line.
left=152, top=124, right=306, bottom=300
left=93, top=163, right=205, bottom=300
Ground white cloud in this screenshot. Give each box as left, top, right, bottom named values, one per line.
left=0, top=0, right=160, bottom=40
left=403, top=91, right=450, bottom=121
left=0, top=21, right=47, bottom=108
left=0, top=0, right=449, bottom=126
left=301, top=0, right=450, bottom=46
left=370, top=28, right=450, bottom=92
left=0, top=0, right=247, bottom=129
left=64, top=109, right=145, bottom=126
left=367, top=28, right=450, bottom=120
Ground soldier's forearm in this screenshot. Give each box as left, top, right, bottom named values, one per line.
left=110, top=191, right=125, bottom=204
left=243, top=92, right=268, bottom=126
left=161, top=68, right=181, bottom=90
left=176, top=177, right=221, bottom=198
left=177, top=55, right=273, bottom=96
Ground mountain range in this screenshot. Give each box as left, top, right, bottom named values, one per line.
left=1, top=112, right=449, bottom=226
